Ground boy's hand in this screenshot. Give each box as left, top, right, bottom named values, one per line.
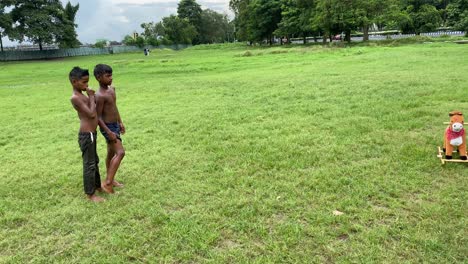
left=119, top=122, right=126, bottom=134
left=108, top=132, right=117, bottom=142
left=86, top=88, right=95, bottom=97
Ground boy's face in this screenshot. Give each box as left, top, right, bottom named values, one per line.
left=72, top=76, right=90, bottom=91
left=98, top=73, right=113, bottom=86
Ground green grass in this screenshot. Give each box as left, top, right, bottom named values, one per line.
left=0, top=42, right=467, bottom=263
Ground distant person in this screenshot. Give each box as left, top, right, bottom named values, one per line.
left=144, top=48, right=148, bottom=56
left=95, top=64, right=126, bottom=194
left=69, top=67, right=105, bottom=202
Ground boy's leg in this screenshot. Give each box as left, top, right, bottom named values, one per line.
left=79, top=133, right=104, bottom=201
left=93, top=134, right=102, bottom=191
left=102, top=140, right=125, bottom=192
left=105, top=143, right=114, bottom=171
left=105, top=143, right=123, bottom=187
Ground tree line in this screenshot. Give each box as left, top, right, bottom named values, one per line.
left=0, top=0, right=80, bottom=52
left=123, top=0, right=234, bottom=47
left=230, top=0, right=468, bottom=44
left=1, top=0, right=466, bottom=52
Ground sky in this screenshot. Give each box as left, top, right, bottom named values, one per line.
left=2, top=0, right=231, bottom=47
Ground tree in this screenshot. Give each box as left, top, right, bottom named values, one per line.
left=135, top=36, right=145, bottom=47
left=296, top=0, right=316, bottom=43
left=313, top=0, right=338, bottom=43
left=141, top=22, right=164, bottom=46
left=276, top=0, right=315, bottom=44
left=0, top=0, right=15, bottom=52
left=11, top=0, right=65, bottom=50
left=122, top=35, right=136, bottom=46
left=177, top=0, right=202, bottom=43
left=93, top=40, right=107, bottom=48
left=250, top=0, right=282, bottom=44
left=0, top=1, right=14, bottom=52
left=141, top=22, right=165, bottom=39
left=230, top=0, right=254, bottom=42
left=56, top=1, right=81, bottom=48
left=446, top=0, right=468, bottom=34
left=354, top=0, right=403, bottom=41
left=401, top=0, right=443, bottom=34
left=199, top=9, right=232, bottom=43
left=162, top=15, right=197, bottom=44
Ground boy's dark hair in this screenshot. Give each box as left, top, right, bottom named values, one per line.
left=94, top=64, right=113, bottom=78
left=69, top=67, right=89, bottom=82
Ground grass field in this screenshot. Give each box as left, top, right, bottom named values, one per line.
left=0, top=40, right=467, bottom=263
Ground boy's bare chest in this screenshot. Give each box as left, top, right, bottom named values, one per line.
left=78, top=94, right=91, bottom=104
left=100, top=90, right=116, bottom=104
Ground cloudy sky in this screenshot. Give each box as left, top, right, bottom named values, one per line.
left=2, top=0, right=231, bottom=46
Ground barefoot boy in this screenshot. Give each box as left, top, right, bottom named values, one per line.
left=69, top=67, right=105, bottom=202
left=95, top=64, right=125, bottom=193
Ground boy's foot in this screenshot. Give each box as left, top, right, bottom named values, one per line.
left=87, top=194, right=105, bottom=202
left=96, top=187, right=104, bottom=193
left=101, top=183, right=115, bottom=194
left=112, top=180, right=124, bottom=187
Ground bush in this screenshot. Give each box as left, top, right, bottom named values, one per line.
left=161, top=38, right=173, bottom=46
left=269, top=50, right=289, bottom=54
left=146, top=37, right=160, bottom=46
left=242, top=51, right=253, bottom=57
left=93, top=40, right=107, bottom=48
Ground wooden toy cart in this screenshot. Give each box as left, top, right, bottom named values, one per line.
left=437, top=146, right=468, bottom=164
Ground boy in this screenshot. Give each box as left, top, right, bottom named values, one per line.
left=69, top=67, right=105, bottom=202
left=95, top=64, right=126, bottom=194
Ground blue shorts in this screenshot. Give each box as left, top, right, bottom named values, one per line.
left=100, top=122, right=122, bottom=143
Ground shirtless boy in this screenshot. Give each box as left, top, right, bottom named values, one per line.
left=69, top=67, right=105, bottom=202
left=94, top=64, right=125, bottom=194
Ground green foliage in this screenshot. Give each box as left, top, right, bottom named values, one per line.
left=160, top=37, right=173, bottom=45
left=446, top=0, right=468, bottom=33
left=135, top=36, right=145, bottom=48
left=145, top=36, right=160, bottom=46
left=0, top=1, right=13, bottom=51
left=0, top=0, right=79, bottom=50
left=162, top=15, right=197, bottom=44
left=230, top=0, right=254, bottom=41
left=177, top=0, right=202, bottom=44
left=275, top=0, right=315, bottom=41
left=250, top=0, right=282, bottom=43
left=122, top=35, right=136, bottom=46
left=404, top=4, right=443, bottom=34
left=232, top=0, right=466, bottom=43
left=199, top=9, right=233, bottom=43
left=138, top=4, right=233, bottom=46
left=141, top=22, right=165, bottom=40
left=313, top=0, right=347, bottom=41
left=56, top=1, right=81, bottom=48
left=93, top=40, right=107, bottom=48
left=10, top=0, right=71, bottom=50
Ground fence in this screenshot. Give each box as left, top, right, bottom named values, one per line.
left=0, top=44, right=191, bottom=61
left=291, top=31, right=466, bottom=44
left=365, top=31, right=466, bottom=41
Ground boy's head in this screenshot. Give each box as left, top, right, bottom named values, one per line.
left=94, top=64, right=113, bottom=86
left=69, top=66, right=89, bottom=91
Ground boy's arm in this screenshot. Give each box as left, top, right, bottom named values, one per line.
left=117, top=109, right=125, bottom=134
left=118, top=114, right=125, bottom=134
left=113, top=86, right=126, bottom=134
left=71, top=94, right=96, bottom=119
left=87, top=88, right=96, bottom=115
left=96, top=94, right=117, bottom=142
